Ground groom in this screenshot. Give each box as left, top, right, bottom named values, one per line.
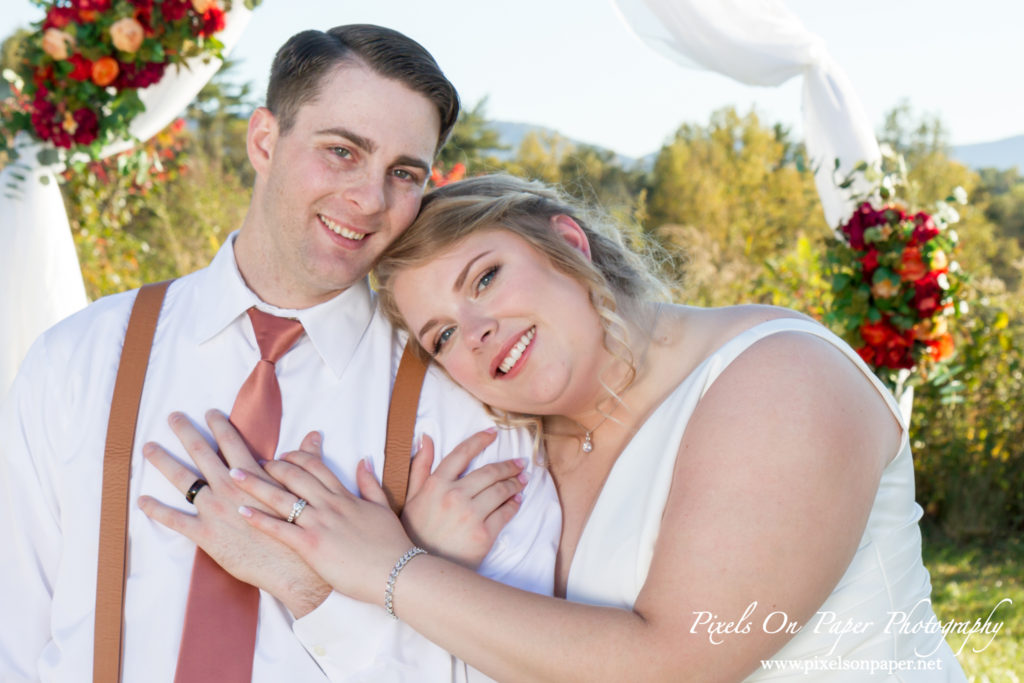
left=0, top=25, right=558, bottom=682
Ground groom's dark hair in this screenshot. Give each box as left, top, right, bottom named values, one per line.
left=266, top=24, right=460, bottom=151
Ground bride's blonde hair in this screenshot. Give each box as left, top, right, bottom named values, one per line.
left=374, top=174, right=668, bottom=442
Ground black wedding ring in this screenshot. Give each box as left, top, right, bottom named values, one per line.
left=185, top=479, right=209, bottom=504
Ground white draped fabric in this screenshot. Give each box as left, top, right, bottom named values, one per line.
left=613, top=0, right=880, bottom=230
left=0, top=5, right=251, bottom=397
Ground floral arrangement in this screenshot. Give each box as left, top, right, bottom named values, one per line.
left=1, top=0, right=255, bottom=162
left=824, top=158, right=967, bottom=393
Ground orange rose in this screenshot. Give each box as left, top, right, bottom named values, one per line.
left=41, top=28, right=75, bottom=60
left=899, top=247, right=928, bottom=282
left=913, top=316, right=948, bottom=341
left=928, top=333, right=955, bottom=362
left=91, top=57, right=120, bottom=86
left=871, top=277, right=901, bottom=299
left=192, top=0, right=217, bottom=12
left=110, top=17, right=145, bottom=53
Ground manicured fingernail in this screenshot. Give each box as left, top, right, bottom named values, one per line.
left=311, top=432, right=322, bottom=447
left=229, top=468, right=246, bottom=481
left=361, top=458, right=374, bottom=473
left=142, top=442, right=156, bottom=457
left=513, top=458, right=526, bottom=468
left=517, top=470, right=530, bottom=485
left=514, top=493, right=523, bottom=504
left=238, top=506, right=253, bottom=518
left=416, top=434, right=424, bottom=451
left=484, top=427, right=497, bottom=434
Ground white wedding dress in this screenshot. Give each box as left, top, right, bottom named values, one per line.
left=566, top=318, right=966, bottom=681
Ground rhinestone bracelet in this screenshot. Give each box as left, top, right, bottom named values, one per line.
left=384, top=546, right=428, bottom=619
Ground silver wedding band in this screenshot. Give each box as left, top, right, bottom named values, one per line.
left=287, top=498, right=307, bottom=524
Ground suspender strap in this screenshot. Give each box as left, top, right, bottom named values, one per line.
left=94, top=280, right=172, bottom=683
left=382, top=341, right=428, bottom=515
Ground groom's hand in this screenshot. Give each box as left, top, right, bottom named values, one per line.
left=138, top=410, right=332, bottom=618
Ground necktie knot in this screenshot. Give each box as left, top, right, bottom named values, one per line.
left=247, top=308, right=304, bottom=363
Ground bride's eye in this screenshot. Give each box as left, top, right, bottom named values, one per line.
left=475, top=266, right=499, bottom=293
left=432, top=326, right=455, bottom=355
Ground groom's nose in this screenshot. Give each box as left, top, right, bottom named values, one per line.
left=342, top=172, right=386, bottom=216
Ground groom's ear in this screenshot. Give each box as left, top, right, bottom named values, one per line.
left=247, top=106, right=278, bottom=175
left=550, top=215, right=592, bottom=260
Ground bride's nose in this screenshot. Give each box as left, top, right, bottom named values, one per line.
left=464, top=313, right=496, bottom=350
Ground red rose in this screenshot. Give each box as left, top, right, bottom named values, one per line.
left=841, top=202, right=884, bottom=250
left=68, top=54, right=93, bottom=81
left=912, top=212, right=939, bottom=244
left=899, top=247, right=929, bottom=282
left=116, top=61, right=166, bottom=88
left=78, top=0, right=112, bottom=11
left=43, top=6, right=77, bottom=29
left=199, top=5, right=226, bottom=37
left=161, top=0, right=190, bottom=21
left=860, top=248, right=879, bottom=277
left=913, top=272, right=942, bottom=317
left=860, top=320, right=892, bottom=347
left=72, top=107, right=99, bottom=144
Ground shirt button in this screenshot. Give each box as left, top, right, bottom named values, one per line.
left=313, top=645, right=327, bottom=657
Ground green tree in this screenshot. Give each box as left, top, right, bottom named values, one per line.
left=436, top=97, right=508, bottom=173
left=646, top=107, right=823, bottom=305
left=186, top=59, right=257, bottom=186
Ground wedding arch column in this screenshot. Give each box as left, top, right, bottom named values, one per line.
left=613, top=0, right=880, bottom=230
left=0, top=5, right=252, bottom=397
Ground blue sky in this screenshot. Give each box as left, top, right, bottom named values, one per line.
left=4, top=0, right=1022, bottom=158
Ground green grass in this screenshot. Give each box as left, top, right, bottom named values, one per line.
left=922, top=522, right=1023, bottom=681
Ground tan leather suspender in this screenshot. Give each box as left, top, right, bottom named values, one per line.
left=383, top=342, right=429, bottom=516
left=92, top=281, right=428, bottom=682
left=94, top=281, right=171, bottom=683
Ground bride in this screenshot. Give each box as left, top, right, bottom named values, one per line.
left=187, top=175, right=965, bottom=680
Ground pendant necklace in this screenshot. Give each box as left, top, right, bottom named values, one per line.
left=580, top=414, right=610, bottom=453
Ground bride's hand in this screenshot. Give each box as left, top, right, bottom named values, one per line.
left=400, top=431, right=527, bottom=569
left=231, top=444, right=411, bottom=605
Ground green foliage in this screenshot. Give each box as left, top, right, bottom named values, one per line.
left=436, top=97, right=508, bottom=173
left=647, top=108, right=824, bottom=305
left=922, top=524, right=1023, bottom=679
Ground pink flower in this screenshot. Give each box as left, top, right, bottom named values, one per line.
left=41, top=28, right=75, bottom=61
left=111, top=17, right=145, bottom=53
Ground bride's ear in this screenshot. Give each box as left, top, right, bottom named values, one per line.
left=550, top=215, right=592, bottom=260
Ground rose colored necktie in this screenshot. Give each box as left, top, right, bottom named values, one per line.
left=174, top=308, right=305, bottom=683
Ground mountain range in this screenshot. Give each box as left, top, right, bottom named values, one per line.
left=490, top=121, right=1024, bottom=172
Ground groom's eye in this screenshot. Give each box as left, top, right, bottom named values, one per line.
left=330, top=147, right=352, bottom=159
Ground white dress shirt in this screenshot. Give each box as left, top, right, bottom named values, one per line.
left=0, top=237, right=560, bottom=683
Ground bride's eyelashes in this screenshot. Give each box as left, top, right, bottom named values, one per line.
left=430, top=265, right=503, bottom=355
left=474, top=265, right=500, bottom=294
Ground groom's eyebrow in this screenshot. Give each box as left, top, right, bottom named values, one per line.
left=316, top=127, right=375, bottom=152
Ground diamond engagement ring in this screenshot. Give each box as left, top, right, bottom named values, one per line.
left=287, top=498, right=308, bottom=524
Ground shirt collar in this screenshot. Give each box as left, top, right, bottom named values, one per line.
left=191, top=232, right=378, bottom=379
